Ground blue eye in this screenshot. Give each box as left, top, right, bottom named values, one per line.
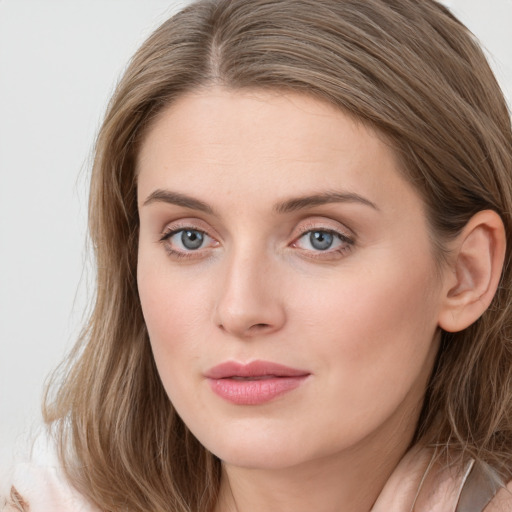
left=294, top=229, right=352, bottom=253
left=161, top=228, right=215, bottom=253
left=309, top=231, right=334, bottom=251
left=180, top=229, right=204, bottom=250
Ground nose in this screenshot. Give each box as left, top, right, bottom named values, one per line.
left=213, top=248, right=287, bottom=339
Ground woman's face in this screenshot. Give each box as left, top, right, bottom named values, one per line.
left=137, top=87, right=446, bottom=469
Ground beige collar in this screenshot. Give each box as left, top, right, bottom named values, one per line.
left=372, top=446, right=497, bottom=512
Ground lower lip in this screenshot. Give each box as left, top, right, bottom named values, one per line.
left=208, top=376, right=308, bottom=405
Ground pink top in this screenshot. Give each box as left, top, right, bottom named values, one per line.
left=2, top=434, right=510, bottom=511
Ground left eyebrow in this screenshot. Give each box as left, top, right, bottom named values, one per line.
left=274, top=191, right=379, bottom=214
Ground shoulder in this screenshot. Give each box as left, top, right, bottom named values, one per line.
left=1, top=430, right=100, bottom=512
left=484, top=481, right=512, bottom=512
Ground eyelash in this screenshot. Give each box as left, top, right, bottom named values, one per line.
left=292, top=227, right=354, bottom=260
left=159, top=226, right=217, bottom=260
left=158, top=224, right=355, bottom=261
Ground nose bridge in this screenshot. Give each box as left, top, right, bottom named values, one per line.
left=214, top=240, right=286, bottom=338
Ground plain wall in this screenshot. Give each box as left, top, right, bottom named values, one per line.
left=1, top=0, right=511, bottom=478
left=0, top=0, right=191, bottom=478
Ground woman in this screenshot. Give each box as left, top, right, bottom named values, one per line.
left=5, top=0, right=512, bottom=510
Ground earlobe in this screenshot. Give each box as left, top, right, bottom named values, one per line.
left=438, top=210, right=506, bottom=333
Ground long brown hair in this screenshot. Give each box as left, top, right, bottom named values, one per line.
left=43, top=1, right=512, bottom=510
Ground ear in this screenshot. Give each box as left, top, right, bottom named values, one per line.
left=438, top=210, right=506, bottom=333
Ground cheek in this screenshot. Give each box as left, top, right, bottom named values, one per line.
left=289, top=251, right=441, bottom=405
left=137, top=258, right=210, bottom=379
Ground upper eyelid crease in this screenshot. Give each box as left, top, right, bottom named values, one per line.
left=160, top=226, right=209, bottom=239
left=143, top=189, right=378, bottom=215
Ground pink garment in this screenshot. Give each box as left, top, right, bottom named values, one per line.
left=0, top=434, right=502, bottom=511
left=2, top=434, right=99, bottom=512
left=372, top=445, right=488, bottom=512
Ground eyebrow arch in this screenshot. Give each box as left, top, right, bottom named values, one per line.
left=143, top=189, right=215, bottom=214
left=274, top=191, right=379, bottom=214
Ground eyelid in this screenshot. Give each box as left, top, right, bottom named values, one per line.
left=159, top=226, right=211, bottom=243
left=292, top=217, right=355, bottom=241
left=289, top=218, right=356, bottom=259
left=158, top=219, right=220, bottom=259
left=159, top=217, right=221, bottom=240
left=292, top=229, right=354, bottom=249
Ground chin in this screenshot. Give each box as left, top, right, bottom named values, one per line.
left=214, top=443, right=309, bottom=470
left=192, top=423, right=331, bottom=471
left=184, top=423, right=291, bottom=468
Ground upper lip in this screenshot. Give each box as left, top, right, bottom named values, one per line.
left=205, top=360, right=310, bottom=379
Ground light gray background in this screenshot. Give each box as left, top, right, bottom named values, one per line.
left=1, top=0, right=511, bottom=479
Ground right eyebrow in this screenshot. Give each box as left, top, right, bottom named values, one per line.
left=142, top=189, right=215, bottom=214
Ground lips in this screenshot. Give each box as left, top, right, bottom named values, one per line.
left=205, top=360, right=310, bottom=405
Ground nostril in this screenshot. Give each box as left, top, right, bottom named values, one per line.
left=252, top=323, right=271, bottom=330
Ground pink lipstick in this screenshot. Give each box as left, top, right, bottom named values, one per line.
left=205, top=360, right=310, bottom=405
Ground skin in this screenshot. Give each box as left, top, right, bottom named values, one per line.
left=136, top=87, right=459, bottom=512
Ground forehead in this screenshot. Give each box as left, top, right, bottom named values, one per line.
left=136, top=87, right=418, bottom=215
